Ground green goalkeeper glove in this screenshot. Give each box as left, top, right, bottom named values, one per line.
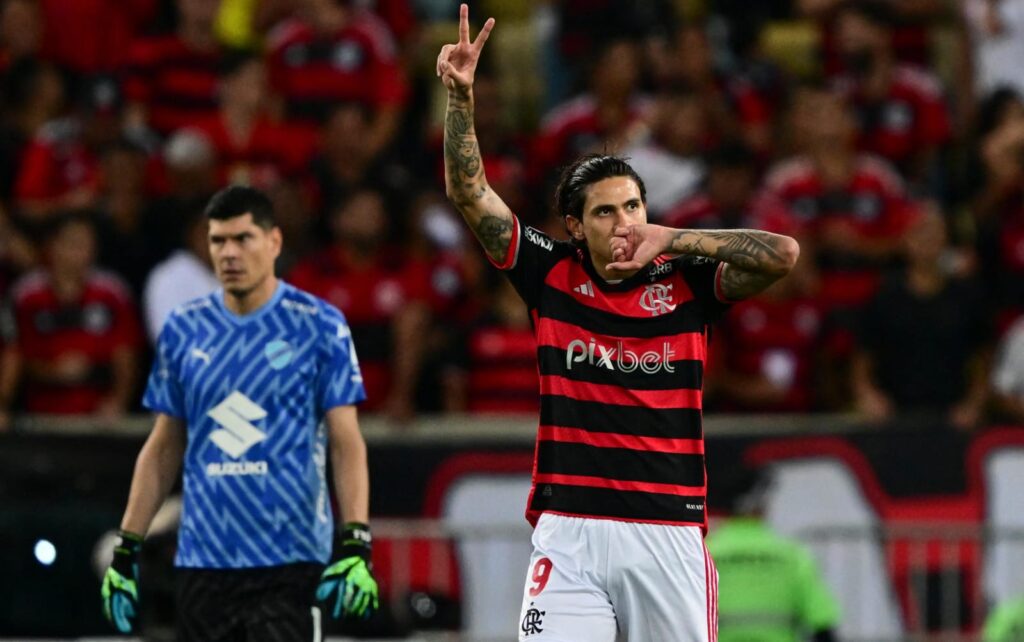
left=316, top=522, right=379, bottom=619
left=101, top=530, right=142, bottom=633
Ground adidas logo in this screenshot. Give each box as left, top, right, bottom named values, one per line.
left=573, top=281, right=595, bottom=297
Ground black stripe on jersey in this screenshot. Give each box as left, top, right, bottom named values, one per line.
left=537, top=346, right=703, bottom=391
left=530, top=484, right=706, bottom=524
left=536, top=441, right=706, bottom=487
left=541, top=287, right=711, bottom=338
left=540, top=396, right=704, bottom=439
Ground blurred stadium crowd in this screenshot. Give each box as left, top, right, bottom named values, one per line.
left=1, top=0, right=1024, bottom=429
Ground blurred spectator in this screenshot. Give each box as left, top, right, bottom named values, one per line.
left=531, top=38, right=649, bottom=185
left=142, top=205, right=217, bottom=342
left=287, top=188, right=428, bottom=420
left=991, top=315, right=1024, bottom=424
left=13, top=75, right=124, bottom=220
left=550, top=0, right=675, bottom=108
left=123, top=0, right=226, bottom=136
left=852, top=205, right=990, bottom=429
left=37, top=0, right=158, bottom=74
left=663, top=140, right=792, bottom=232
left=0, top=0, right=42, bottom=74
left=964, top=0, right=1024, bottom=99
left=710, top=245, right=827, bottom=413
left=707, top=466, right=841, bottom=642
left=442, top=272, right=537, bottom=414
left=621, top=84, right=706, bottom=219
left=661, top=24, right=774, bottom=156
left=762, top=84, right=912, bottom=312
left=93, top=139, right=157, bottom=294
left=0, top=57, right=65, bottom=201
left=0, top=211, right=141, bottom=420
left=831, top=1, right=951, bottom=184
left=972, top=87, right=1024, bottom=319
left=192, top=51, right=316, bottom=189
left=800, top=0, right=945, bottom=72
left=266, top=0, right=409, bottom=157
left=145, top=128, right=217, bottom=261
left=984, top=594, right=1024, bottom=641
left=0, top=203, right=35, bottom=290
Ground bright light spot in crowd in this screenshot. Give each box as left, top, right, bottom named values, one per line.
left=34, top=539, right=57, bottom=566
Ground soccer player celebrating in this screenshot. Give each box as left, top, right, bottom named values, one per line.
left=100, top=186, right=377, bottom=639
left=438, top=6, right=800, bottom=640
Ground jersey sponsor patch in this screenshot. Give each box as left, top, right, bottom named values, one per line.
left=525, top=226, right=554, bottom=251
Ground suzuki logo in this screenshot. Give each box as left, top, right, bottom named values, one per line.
left=207, top=391, right=268, bottom=458
left=639, top=283, right=676, bottom=316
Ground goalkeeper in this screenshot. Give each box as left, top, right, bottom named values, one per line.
left=100, top=185, right=378, bottom=639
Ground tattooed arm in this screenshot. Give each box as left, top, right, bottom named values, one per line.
left=668, top=229, right=800, bottom=300
left=609, top=225, right=800, bottom=301
left=437, top=5, right=515, bottom=265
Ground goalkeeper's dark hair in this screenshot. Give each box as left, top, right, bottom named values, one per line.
left=554, top=154, right=647, bottom=223
left=204, top=185, right=276, bottom=229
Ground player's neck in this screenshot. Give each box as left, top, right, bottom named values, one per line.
left=223, top=276, right=280, bottom=316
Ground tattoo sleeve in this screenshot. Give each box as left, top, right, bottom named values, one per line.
left=444, top=91, right=515, bottom=265
left=668, top=228, right=799, bottom=300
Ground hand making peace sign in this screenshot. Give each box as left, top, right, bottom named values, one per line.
left=436, top=3, right=495, bottom=95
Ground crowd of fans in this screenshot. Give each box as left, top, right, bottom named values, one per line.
left=0, top=0, right=1023, bottom=429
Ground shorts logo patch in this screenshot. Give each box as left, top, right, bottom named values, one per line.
left=521, top=602, right=545, bottom=635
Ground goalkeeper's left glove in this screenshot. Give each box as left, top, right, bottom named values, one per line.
left=316, top=522, right=379, bottom=619
left=101, top=530, right=142, bottom=633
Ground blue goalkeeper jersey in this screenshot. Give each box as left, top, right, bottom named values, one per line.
left=143, top=281, right=366, bottom=569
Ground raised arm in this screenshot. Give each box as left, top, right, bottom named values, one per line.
left=438, top=4, right=515, bottom=265
left=608, top=225, right=800, bottom=301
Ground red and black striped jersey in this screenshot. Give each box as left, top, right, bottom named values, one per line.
left=491, top=217, right=730, bottom=528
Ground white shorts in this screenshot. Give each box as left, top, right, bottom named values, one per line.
left=517, top=513, right=718, bottom=642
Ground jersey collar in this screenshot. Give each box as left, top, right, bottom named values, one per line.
left=213, top=280, right=286, bottom=325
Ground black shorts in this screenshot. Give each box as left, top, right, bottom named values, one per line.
left=176, top=563, right=323, bottom=642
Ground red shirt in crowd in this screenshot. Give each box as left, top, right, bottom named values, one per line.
left=122, top=35, right=223, bottom=135
left=192, top=116, right=317, bottom=189
left=760, top=155, right=913, bottom=308
left=287, top=249, right=428, bottom=410
left=833, top=65, right=951, bottom=171
left=266, top=11, right=409, bottom=124
left=531, top=95, right=651, bottom=182
left=39, top=0, right=157, bottom=73
left=463, top=319, right=539, bottom=414
left=4, top=269, right=141, bottom=414
left=714, top=296, right=827, bottom=412
left=662, top=193, right=796, bottom=235
left=14, top=120, right=99, bottom=208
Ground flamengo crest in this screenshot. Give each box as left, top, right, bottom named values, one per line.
left=639, top=283, right=676, bottom=316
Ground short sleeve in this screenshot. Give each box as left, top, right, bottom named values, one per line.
left=491, top=216, right=570, bottom=310
left=315, top=308, right=368, bottom=411
left=679, top=257, right=731, bottom=320
left=142, top=315, right=186, bottom=418
left=796, top=548, right=842, bottom=632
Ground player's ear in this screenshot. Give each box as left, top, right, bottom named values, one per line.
left=270, top=226, right=283, bottom=258
left=565, top=215, right=585, bottom=241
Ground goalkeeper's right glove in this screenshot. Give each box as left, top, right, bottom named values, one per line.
left=101, top=530, right=142, bottom=634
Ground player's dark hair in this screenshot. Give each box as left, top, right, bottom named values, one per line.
left=554, top=154, right=647, bottom=222
left=204, top=185, right=276, bottom=229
